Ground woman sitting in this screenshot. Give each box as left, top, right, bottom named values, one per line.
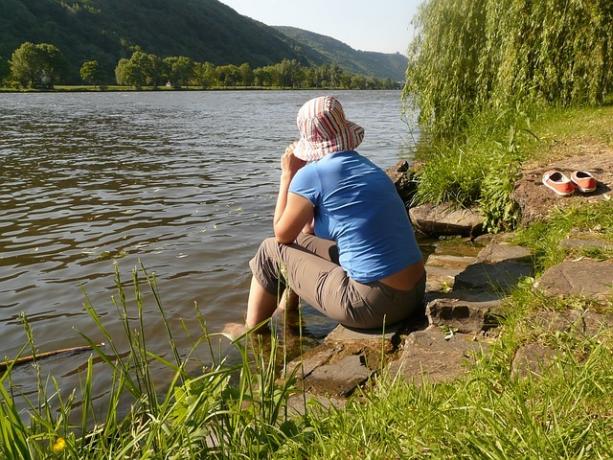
left=225, top=96, right=425, bottom=338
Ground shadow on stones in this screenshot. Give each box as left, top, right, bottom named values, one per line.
left=452, top=255, right=535, bottom=299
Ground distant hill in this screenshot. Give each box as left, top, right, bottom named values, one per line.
left=274, top=26, right=408, bottom=81
left=0, top=0, right=407, bottom=84
left=0, top=0, right=324, bottom=82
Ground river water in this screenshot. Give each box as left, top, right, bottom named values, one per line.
left=0, top=90, right=418, bottom=400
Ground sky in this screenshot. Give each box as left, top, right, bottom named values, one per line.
left=219, top=0, right=423, bottom=55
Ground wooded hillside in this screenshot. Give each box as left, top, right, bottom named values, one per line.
left=0, top=0, right=407, bottom=83
left=275, top=26, right=408, bottom=81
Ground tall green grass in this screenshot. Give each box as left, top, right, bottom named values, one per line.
left=412, top=108, right=532, bottom=232
left=0, top=265, right=303, bottom=459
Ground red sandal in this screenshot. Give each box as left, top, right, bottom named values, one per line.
left=570, top=171, right=597, bottom=193
left=542, top=170, right=575, bottom=196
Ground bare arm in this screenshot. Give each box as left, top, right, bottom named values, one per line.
left=273, top=144, right=314, bottom=244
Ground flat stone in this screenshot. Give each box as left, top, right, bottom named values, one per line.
left=454, top=259, right=534, bottom=293
left=451, top=240, right=534, bottom=292
left=409, top=203, right=483, bottom=237
left=285, top=347, right=338, bottom=379
left=427, top=254, right=478, bottom=268
left=388, top=327, right=488, bottom=384
left=530, top=309, right=613, bottom=337
left=536, top=259, right=613, bottom=300
left=304, top=354, right=374, bottom=396
left=476, top=241, right=532, bottom=264
left=426, top=297, right=504, bottom=333
left=325, top=323, right=403, bottom=344
left=425, top=254, right=477, bottom=293
left=511, top=342, right=560, bottom=378
left=425, top=265, right=462, bottom=293
left=559, top=238, right=613, bottom=252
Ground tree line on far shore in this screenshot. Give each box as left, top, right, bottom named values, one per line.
left=1, top=42, right=400, bottom=90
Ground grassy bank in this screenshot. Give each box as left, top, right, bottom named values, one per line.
left=411, top=100, right=613, bottom=232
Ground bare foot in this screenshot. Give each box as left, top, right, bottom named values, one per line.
left=221, top=322, right=248, bottom=341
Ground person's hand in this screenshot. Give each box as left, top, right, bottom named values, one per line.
left=281, top=143, right=306, bottom=179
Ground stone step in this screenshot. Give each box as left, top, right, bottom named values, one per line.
left=426, top=295, right=504, bottom=333
left=302, top=354, right=374, bottom=397
left=427, top=254, right=478, bottom=268
left=475, top=240, right=532, bottom=263
left=425, top=254, right=477, bottom=293
left=535, top=259, right=613, bottom=300
left=454, top=239, right=534, bottom=293
left=324, top=322, right=405, bottom=344
left=387, top=327, right=489, bottom=384
left=409, top=203, right=483, bottom=237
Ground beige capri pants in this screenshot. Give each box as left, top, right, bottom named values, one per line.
left=249, top=233, right=426, bottom=329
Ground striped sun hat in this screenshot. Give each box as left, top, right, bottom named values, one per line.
left=293, top=96, right=365, bottom=162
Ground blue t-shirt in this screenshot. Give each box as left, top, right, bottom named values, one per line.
left=289, top=150, right=422, bottom=283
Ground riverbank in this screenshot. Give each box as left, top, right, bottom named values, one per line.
left=410, top=99, right=613, bottom=233
left=0, top=85, right=398, bottom=93
left=1, top=103, right=611, bottom=458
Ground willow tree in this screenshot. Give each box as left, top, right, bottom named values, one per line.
left=404, top=0, right=613, bottom=137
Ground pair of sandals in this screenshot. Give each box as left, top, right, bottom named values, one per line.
left=542, top=170, right=598, bottom=196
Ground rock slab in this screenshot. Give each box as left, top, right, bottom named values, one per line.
left=409, top=203, right=483, bottom=237
left=304, top=354, right=374, bottom=397
left=511, top=343, right=560, bottom=378
left=426, top=297, right=503, bottom=333
left=324, top=323, right=404, bottom=344
left=530, top=309, right=613, bottom=337
left=388, top=327, right=488, bottom=384
left=536, top=259, right=613, bottom=300
left=454, top=240, right=534, bottom=293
